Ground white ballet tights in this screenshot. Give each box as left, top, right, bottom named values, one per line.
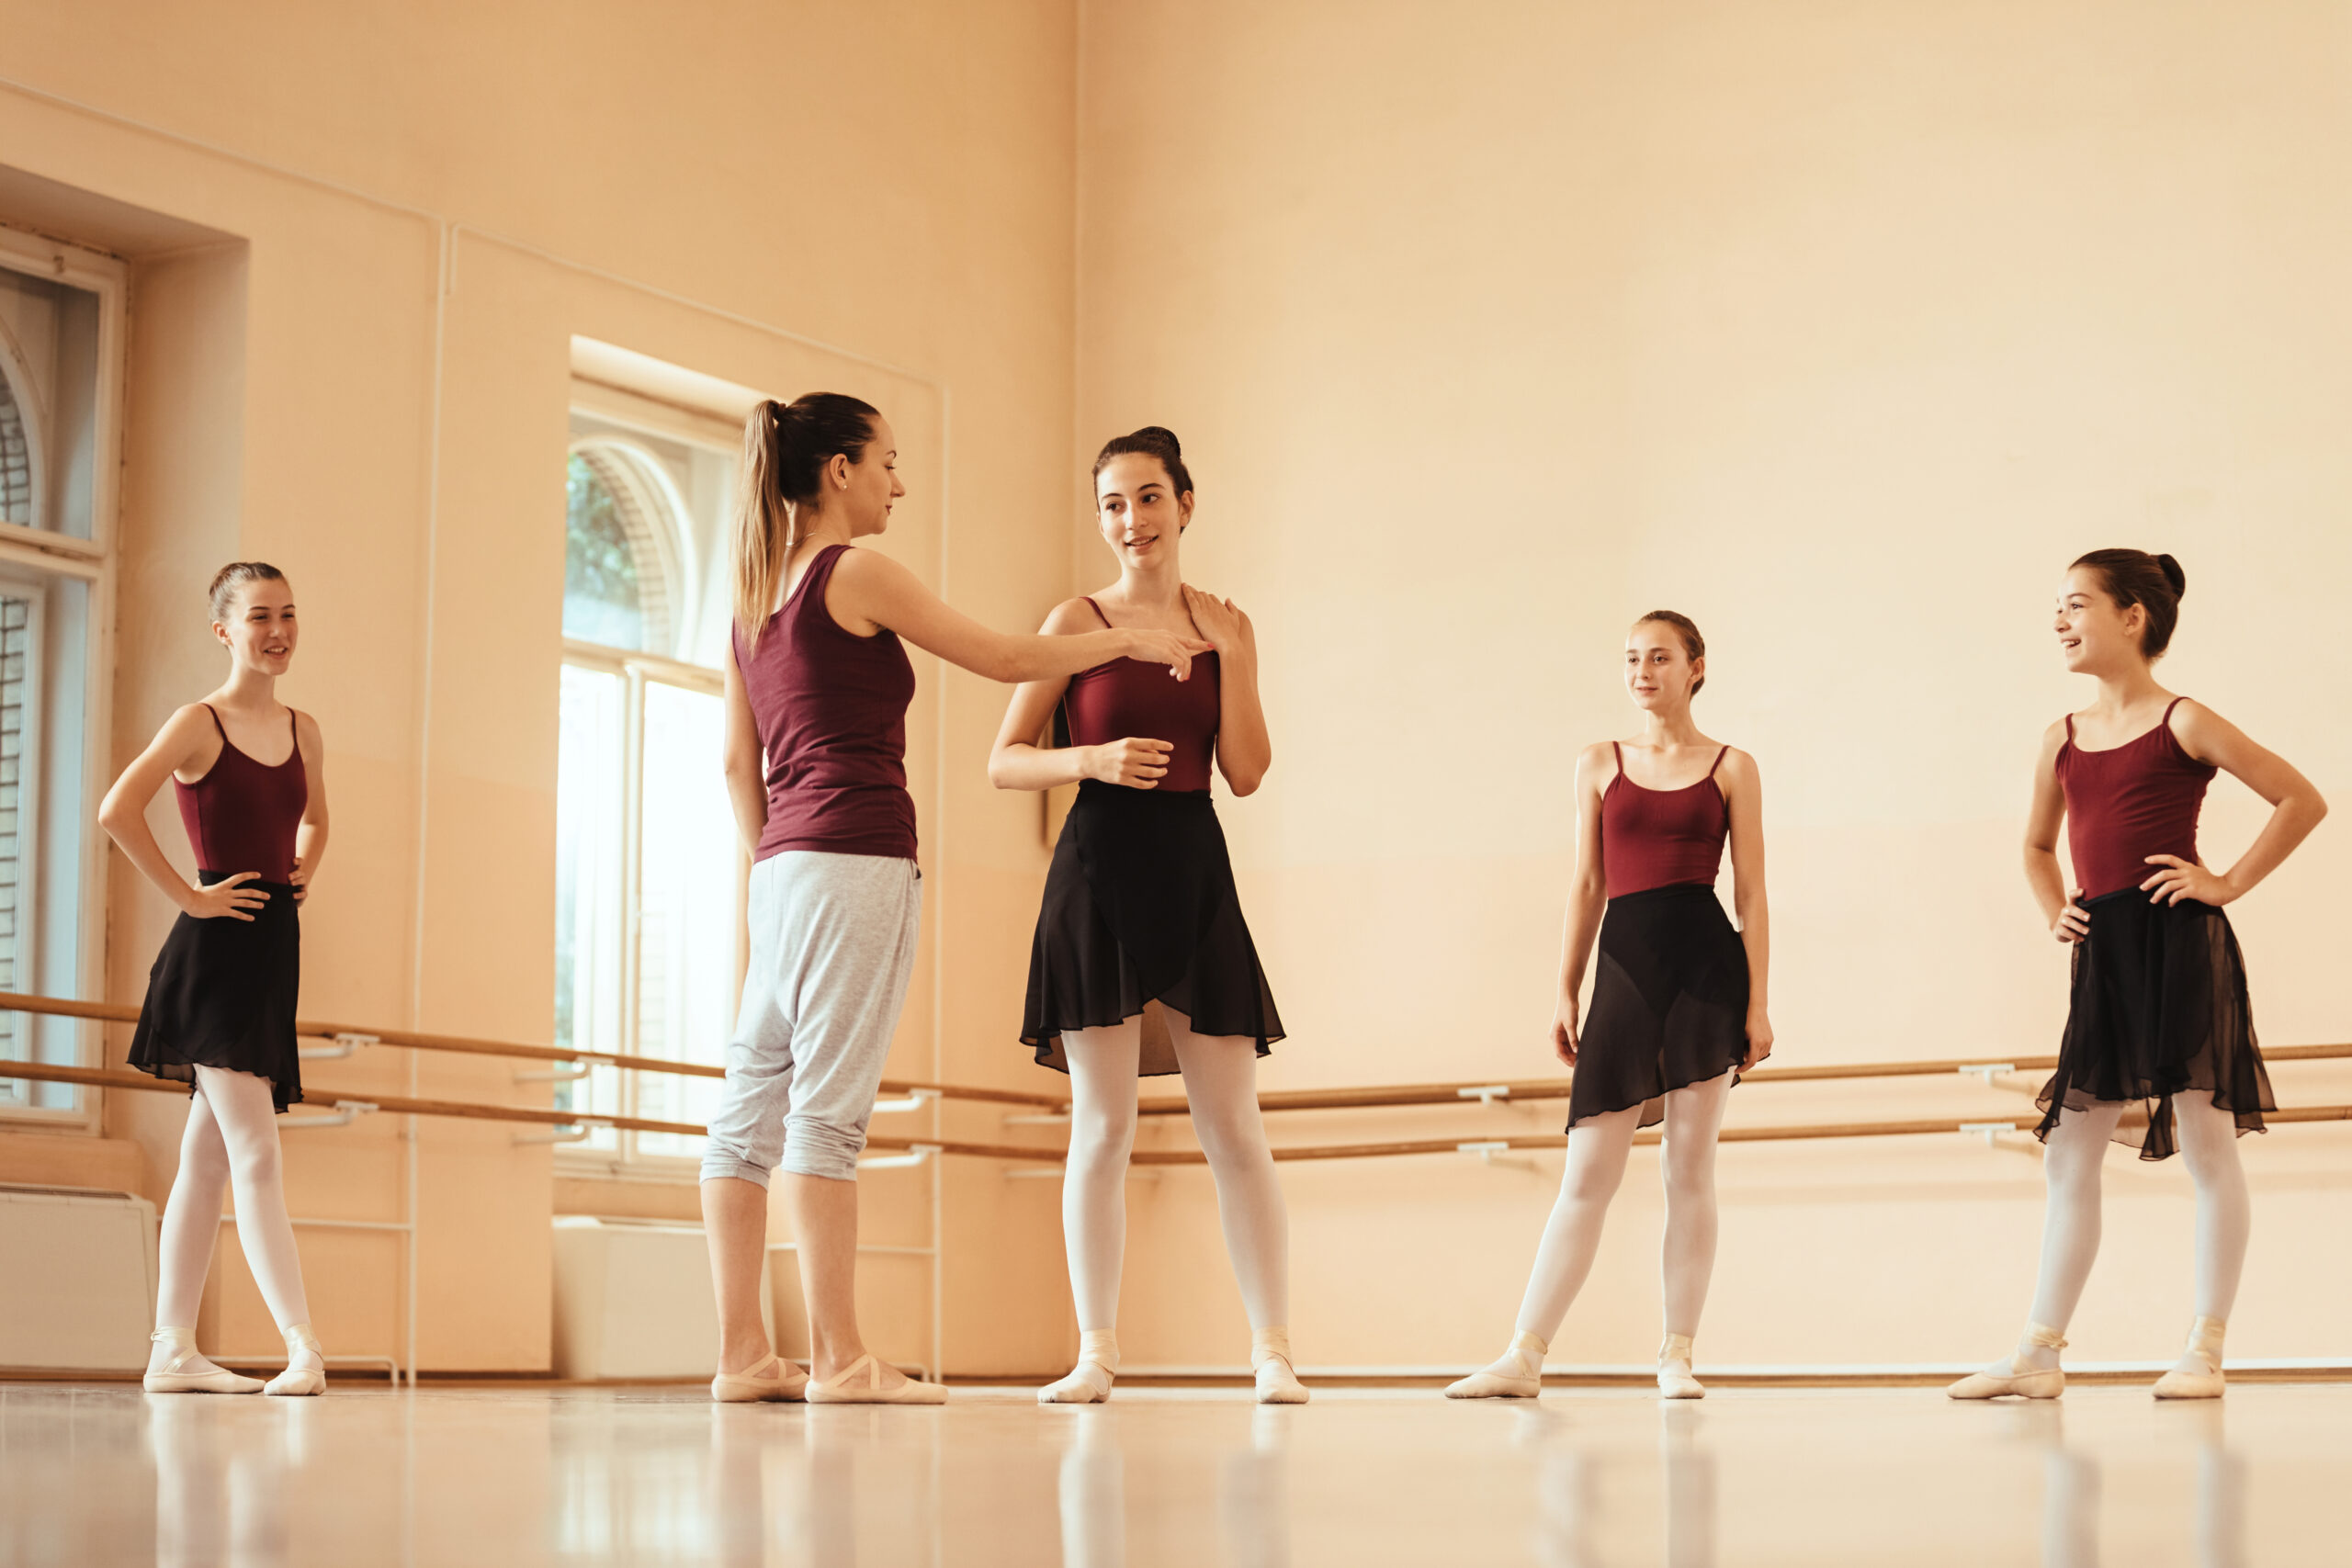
left=155, top=1066, right=312, bottom=1337
left=1057, top=1010, right=1290, bottom=1365
left=1510, top=1075, right=1732, bottom=1346
left=2009, top=1095, right=2251, bottom=1374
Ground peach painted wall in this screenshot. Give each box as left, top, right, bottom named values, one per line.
left=0, top=0, right=1084, bottom=1373
left=1075, top=0, right=2352, bottom=1369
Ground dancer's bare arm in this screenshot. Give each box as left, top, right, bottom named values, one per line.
left=1552, top=744, right=1612, bottom=1066
left=97, top=706, right=268, bottom=921
left=2146, top=700, right=2328, bottom=905
left=829, top=550, right=1209, bottom=684
left=2022, top=720, right=2085, bottom=942
left=989, top=600, right=1175, bottom=791
left=1720, top=748, right=1772, bottom=1067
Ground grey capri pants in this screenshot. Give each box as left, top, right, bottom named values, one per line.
left=701, top=851, right=922, bottom=1185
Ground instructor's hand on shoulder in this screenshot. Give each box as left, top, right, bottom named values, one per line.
left=1091, top=739, right=1173, bottom=789
left=187, top=872, right=268, bottom=922
left=1181, top=585, right=1248, bottom=653
left=1122, top=628, right=1214, bottom=682
left=1552, top=998, right=1579, bottom=1067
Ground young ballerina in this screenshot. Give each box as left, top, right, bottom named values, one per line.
left=989, top=426, right=1301, bottom=1405
left=1950, top=550, right=2324, bottom=1402
left=100, top=563, right=331, bottom=1396
left=702, top=395, right=1208, bottom=1405
left=1447, top=612, right=1771, bottom=1402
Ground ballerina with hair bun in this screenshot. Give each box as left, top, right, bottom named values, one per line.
left=1951, top=547, right=2326, bottom=1403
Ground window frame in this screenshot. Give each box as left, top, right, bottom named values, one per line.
left=0, top=224, right=125, bottom=1133
left=554, top=386, right=747, bottom=1178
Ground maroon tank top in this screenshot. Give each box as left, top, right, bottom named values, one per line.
left=2056, top=697, right=2214, bottom=899
left=175, top=705, right=307, bottom=880
left=1061, top=597, right=1221, bottom=794
left=734, top=544, right=919, bottom=863
left=1600, top=742, right=1730, bottom=898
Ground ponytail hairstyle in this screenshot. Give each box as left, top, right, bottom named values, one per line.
left=731, top=392, right=881, bottom=646
left=1091, top=425, right=1194, bottom=502
left=2070, top=547, right=2187, bottom=659
left=209, top=561, right=288, bottom=622
left=1634, top=610, right=1707, bottom=695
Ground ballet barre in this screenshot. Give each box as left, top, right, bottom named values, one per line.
left=7, top=1058, right=2351, bottom=1165
left=8, top=987, right=2342, bottom=1124
left=0, top=988, right=1068, bottom=1109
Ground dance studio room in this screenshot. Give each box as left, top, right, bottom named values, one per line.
left=1, top=1, right=2347, bottom=1562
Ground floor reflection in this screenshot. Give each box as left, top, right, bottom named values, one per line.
left=1055, top=1404, right=1295, bottom=1568
left=147, top=1396, right=303, bottom=1568
left=1522, top=1402, right=1718, bottom=1567
left=2005, top=1401, right=2245, bottom=1568
left=0, top=1381, right=2320, bottom=1566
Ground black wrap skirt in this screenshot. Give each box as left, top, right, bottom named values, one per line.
left=1566, top=882, right=1749, bottom=1131
left=1023, top=781, right=1283, bottom=1076
left=2035, top=888, right=2271, bottom=1161
left=128, top=874, right=303, bottom=1112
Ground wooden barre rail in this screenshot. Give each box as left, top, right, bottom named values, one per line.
left=6, top=987, right=2348, bottom=1119
left=1134, top=1043, right=2352, bottom=1115
left=0, top=988, right=1068, bottom=1110
left=7, top=1058, right=2350, bottom=1165
left=0, top=1060, right=1062, bottom=1163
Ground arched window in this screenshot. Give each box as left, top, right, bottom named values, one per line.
left=563, top=440, right=689, bottom=657
left=0, top=360, right=36, bottom=526
left=554, top=396, right=738, bottom=1167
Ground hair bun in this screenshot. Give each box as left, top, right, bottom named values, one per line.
left=2156, top=552, right=2187, bottom=597
left=1136, top=425, right=1182, bottom=457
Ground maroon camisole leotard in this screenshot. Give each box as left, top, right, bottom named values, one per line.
left=2055, top=697, right=2214, bottom=900
left=175, top=705, right=307, bottom=880
left=1061, top=597, right=1221, bottom=793
left=1600, top=742, right=1730, bottom=898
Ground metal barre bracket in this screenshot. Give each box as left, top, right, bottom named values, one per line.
left=1958, top=1121, right=2018, bottom=1147
left=281, top=1099, right=379, bottom=1131
left=514, top=1053, right=614, bottom=1084
left=514, top=1117, right=613, bottom=1146
left=1957, top=1063, right=2018, bottom=1085
left=1457, top=1085, right=1513, bottom=1107
left=857, top=1143, right=942, bottom=1172
left=870, top=1088, right=942, bottom=1115
left=299, top=1032, right=380, bottom=1062
left=1456, top=1140, right=1518, bottom=1164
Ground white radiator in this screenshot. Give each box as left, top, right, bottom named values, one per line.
left=0, top=1184, right=158, bottom=1371
left=551, top=1216, right=744, bottom=1381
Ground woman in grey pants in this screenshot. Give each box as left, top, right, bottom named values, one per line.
left=704, top=391, right=1207, bottom=1404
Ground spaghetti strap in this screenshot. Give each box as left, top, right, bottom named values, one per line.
left=2162, top=695, right=2188, bottom=724
left=1610, top=740, right=1623, bottom=775
left=2064, top=712, right=2076, bottom=743
left=199, top=702, right=226, bottom=739
left=1708, top=744, right=1730, bottom=777
left=1080, top=596, right=1113, bottom=629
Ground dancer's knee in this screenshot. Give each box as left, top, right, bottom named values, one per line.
left=225, top=1133, right=282, bottom=1191
left=779, top=1116, right=866, bottom=1181
left=1562, top=1155, right=1627, bottom=1205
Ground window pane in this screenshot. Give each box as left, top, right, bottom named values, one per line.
left=0, top=266, right=102, bottom=540
left=553, top=664, right=626, bottom=1148
left=563, top=454, right=645, bottom=649
left=631, top=681, right=738, bottom=1157
left=0, top=574, right=88, bottom=1111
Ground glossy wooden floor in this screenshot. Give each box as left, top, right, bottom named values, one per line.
left=3, top=1380, right=2341, bottom=1565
